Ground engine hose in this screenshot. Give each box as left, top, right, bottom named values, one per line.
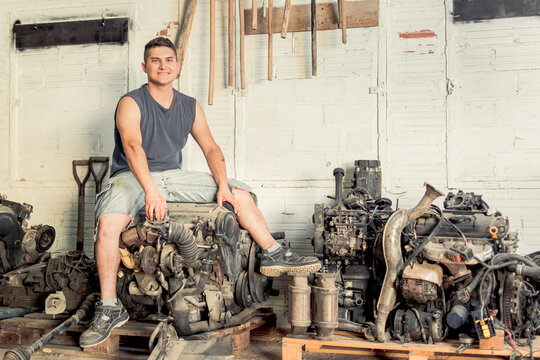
left=167, top=260, right=213, bottom=303
left=518, top=265, right=540, bottom=278
left=183, top=306, right=257, bottom=336
left=375, top=183, right=444, bottom=343
left=492, top=253, right=537, bottom=268
left=168, top=222, right=198, bottom=267
left=337, top=319, right=365, bottom=335
left=3, top=292, right=100, bottom=360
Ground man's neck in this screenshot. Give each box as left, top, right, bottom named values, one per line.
left=146, top=82, right=175, bottom=109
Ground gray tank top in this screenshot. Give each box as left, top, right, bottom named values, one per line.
left=111, top=85, right=196, bottom=177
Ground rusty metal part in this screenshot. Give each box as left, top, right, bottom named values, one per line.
left=141, top=246, right=159, bottom=275
left=288, top=272, right=311, bottom=336
left=375, top=183, right=444, bottom=342
left=311, top=272, right=338, bottom=340
left=402, top=262, right=443, bottom=286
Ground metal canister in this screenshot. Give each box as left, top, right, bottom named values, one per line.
left=311, top=272, right=338, bottom=340
left=288, top=272, right=311, bottom=336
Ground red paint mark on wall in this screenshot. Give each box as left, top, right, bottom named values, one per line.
left=399, top=29, right=436, bottom=39
left=159, top=29, right=169, bottom=36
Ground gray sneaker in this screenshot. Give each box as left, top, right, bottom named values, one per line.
left=260, top=246, right=321, bottom=277
left=79, top=301, right=129, bottom=347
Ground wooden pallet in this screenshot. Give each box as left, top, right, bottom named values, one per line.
left=0, top=308, right=276, bottom=359
left=282, top=331, right=539, bottom=360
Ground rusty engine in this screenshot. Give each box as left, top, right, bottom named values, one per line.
left=116, top=202, right=272, bottom=335
left=0, top=196, right=97, bottom=313
left=311, top=160, right=540, bottom=347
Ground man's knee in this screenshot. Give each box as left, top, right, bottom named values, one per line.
left=233, top=188, right=257, bottom=206
left=97, top=213, right=131, bottom=243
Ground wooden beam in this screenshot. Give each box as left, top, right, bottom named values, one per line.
left=13, top=18, right=128, bottom=50
left=244, top=0, right=377, bottom=35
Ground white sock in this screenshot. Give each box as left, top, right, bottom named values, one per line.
left=266, top=243, right=282, bottom=253
left=101, top=298, right=118, bottom=307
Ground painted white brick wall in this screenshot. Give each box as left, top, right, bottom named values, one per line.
left=1, top=0, right=539, bottom=314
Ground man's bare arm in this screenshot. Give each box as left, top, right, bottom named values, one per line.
left=191, top=101, right=240, bottom=214
left=116, top=97, right=166, bottom=220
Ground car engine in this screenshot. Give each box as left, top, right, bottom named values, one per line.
left=0, top=196, right=97, bottom=312
left=312, top=160, right=540, bottom=347
left=116, top=202, right=272, bottom=335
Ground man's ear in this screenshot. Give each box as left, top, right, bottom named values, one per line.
left=141, top=62, right=147, bottom=73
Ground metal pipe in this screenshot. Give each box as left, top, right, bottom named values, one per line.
left=3, top=293, right=100, bottom=360
left=375, top=183, right=443, bottom=342
left=333, top=168, right=345, bottom=205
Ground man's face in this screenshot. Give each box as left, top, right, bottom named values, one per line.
left=142, top=46, right=180, bottom=86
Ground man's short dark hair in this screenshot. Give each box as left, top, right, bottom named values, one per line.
left=144, top=37, right=177, bottom=62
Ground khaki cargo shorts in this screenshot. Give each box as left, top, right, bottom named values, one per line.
left=95, top=169, right=252, bottom=222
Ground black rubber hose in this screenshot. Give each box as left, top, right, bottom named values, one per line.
left=491, top=253, right=537, bottom=268
left=168, top=222, right=198, bottom=267
left=337, top=319, right=365, bottom=334
left=520, top=266, right=540, bottom=278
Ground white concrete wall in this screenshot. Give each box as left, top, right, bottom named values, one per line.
left=1, top=0, right=539, bottom=260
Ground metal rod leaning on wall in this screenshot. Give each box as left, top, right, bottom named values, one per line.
left=268, top=0, right=273, bottom=80
left=228, top=0, right=234, bottom=86
left=175, top=0, right=198, bottom=77
left=239, top=0, right=246, bottom=89
left=3, top=293, right=100, bottom=360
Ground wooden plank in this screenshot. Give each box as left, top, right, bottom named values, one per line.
left=282, top=342, right=303, bottom=360
left=282, top=335, right=540, bottom=357
left=244, top=0, right=378, bottom=35
left=83, top=334, right=120, bottom=355
left=479, top=330, right=504, bottom=351
left=13, top=18, right=128, bottom=49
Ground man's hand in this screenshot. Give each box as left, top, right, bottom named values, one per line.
left=145, top=187, right=167, bottom=220
left=217, top=185, right=240, bottom=215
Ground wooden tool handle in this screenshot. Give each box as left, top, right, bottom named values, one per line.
left=281, top=0, right=291, bottom=39
left=268, top=0, right=273, bottom=81
left=209, top=0, right=215, bottom=105
left=340, top=0, right=347, bottom=44
left=239, top=0, right=246, bottom=89
left=228, top=0, right=234, bottom=86
left=175, top=0, right=199, bottom=77
left=311, top=0, right=317, bottom=76
left=251, top=0, right=258, bottom=30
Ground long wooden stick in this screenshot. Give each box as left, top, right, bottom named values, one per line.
left=268, top=0, right=273, bottom=81
left=175, top=0, right=198, bottom=77
left=228, top=0, right=234, bottom=86
left=281, top=0, right=291, bottom=39
left=251, top=0, right=258, bottom=30
left=209, top=0, right=215, bottom=105
left=340, top=0, right=347, bottom=43
left=311, top=0, right=317, bottom=76
left=239, top=0, right=246, bottom=89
